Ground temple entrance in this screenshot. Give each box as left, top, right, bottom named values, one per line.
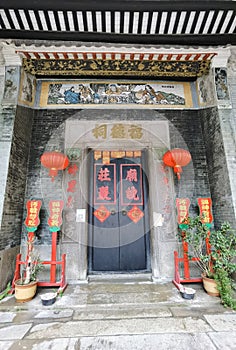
left=88, top=150, right=150, bottom=272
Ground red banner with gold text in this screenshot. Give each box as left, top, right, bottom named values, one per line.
left=48, top=200, right=64, bottom=231
left=24, top=200, right=42, bottom=231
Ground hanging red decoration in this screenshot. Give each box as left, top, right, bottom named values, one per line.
left=162, top=148, right=191, bottom=180
left=40, top=151, right=69, bottom=181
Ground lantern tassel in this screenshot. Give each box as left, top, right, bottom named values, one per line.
left=174, top=165, right=182, bottom=180
left=49, top=168, right=58, bottom=182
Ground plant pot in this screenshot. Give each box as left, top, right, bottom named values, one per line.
left=202, top=274, right=220, bottom=297
left=14, top=279, right=38, bottom=303
left=180, top=287, right=196, bottom=300
left=41, top=292, right=57, bottom=306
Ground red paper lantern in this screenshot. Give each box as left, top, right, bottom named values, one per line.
left=162, top=148, right=191, bottom=180
left=40, top=151, right=69, bottom=181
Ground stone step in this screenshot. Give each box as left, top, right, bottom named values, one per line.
left=23, top=316, right=213, bottom=340
left=88, top=273, right=152, bottom=283
left=0, top=282, right=224, bottom=314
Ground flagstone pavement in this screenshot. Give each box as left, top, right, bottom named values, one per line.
left=0, top=280, right=235, bottom=349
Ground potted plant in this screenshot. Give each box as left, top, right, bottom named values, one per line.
left=14, top=234, right=44, bottom=302
left=180, top=216, right=236, bottom=309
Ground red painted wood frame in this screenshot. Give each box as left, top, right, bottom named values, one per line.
left=173, top=198, right=212, bottom=289
left=173, top=232, right=211, bottom=288
left=11, top=231, right=67, bottom=294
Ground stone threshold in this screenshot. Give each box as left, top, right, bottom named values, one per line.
left=88, top=273, right=153, bottom=283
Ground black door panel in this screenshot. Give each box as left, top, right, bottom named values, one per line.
left=88, top=150, right=150, bottom=272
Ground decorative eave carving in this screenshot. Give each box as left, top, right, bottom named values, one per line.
left=22, top=57, right=212, bottom=78
left=3, top=42, right=229, bottom=78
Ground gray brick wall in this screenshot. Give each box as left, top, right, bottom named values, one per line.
left=201, top=107, right=236, bottom=229
left=226, top=68, right=236, bottom=223
left=0, top=108, right=33, bottom=250
left=163, top=110, right=211, bottom=213
left=0, top=110, right=15, bottom=226
left=23, top=109, right=78, bottom=244
left=22, top=108, right=215, bottom=244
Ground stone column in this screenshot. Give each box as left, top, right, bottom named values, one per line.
left=0, top=42, right=22, bottom=225
left=226, top=47, right=236, bottom=224
left=0, top=42, right=25, bottom=291
left=208, top=47, right=236, bottom=228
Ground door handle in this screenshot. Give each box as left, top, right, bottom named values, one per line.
left=122, top=209, right=127, bottom=216
left=111, top=209, right=116, bottom=215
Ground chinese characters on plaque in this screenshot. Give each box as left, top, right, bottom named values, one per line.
left=24, top=200, right=42, bottom=231
left=176, top=197, right=213, bottom=228
left=93, top=159, right=144, bottom=223
left=197, top=197, right=213, bottom=225
left=121, top=164, right=143, bottom=206
left=24, top=199, right=65, bottom=232
left=48, top=200, right=64, bottom=231
left=176, top=198, right=190, bottom=227
left=94, top=163, right=143, bottom=206
left=92, top=124, right=143, bottom=140
left=94, top=164, right=116, bottom=204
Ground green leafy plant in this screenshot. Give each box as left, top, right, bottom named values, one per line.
left=57, top=288, right=64, bottom=298
left=214, top=269, right=236, bottom=309
left=180, top=216, right=236, bottom=309
left=17, top=236, right=44, bottom=285
left=179, top=216, right=213, bottom=277
left=17, top=252, right=44, bottom=285
left=0, top=282, right=11, bottom=301
left=209, top=222, right=236, bottom=309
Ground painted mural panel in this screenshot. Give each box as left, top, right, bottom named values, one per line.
left=197, top=72, right=216, bottom=107
left=3, top=66, right=20, bottom=104
left=39, top=81, right=193, bottom=108
left=214, top=67, right=231, bottom=109
left=18, top=70, right=36, bottom=107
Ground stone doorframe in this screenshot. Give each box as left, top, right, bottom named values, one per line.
left=62, top=110, right=178, bottom=282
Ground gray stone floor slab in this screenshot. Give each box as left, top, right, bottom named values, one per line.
left=0, top=341, right=14, bottom=350
left=13, top=311, right=38, bottom=324
left=204, top=314, right=236, bottom=331
left=74, top=305, right=172, bottom=320
left=85, top=291, right=163, bottom=305
left=0, top=323, right=32, bottom=340
left=52, top=294, right=88, bottom=307
left=34, top=309, right=73, bottom=319
left=0, top=311, right=15, bottom=323
left=170, top=304, right=227, bottom=318
left=6, top=338, right=80, bottom=350
left=27, top=317, right=212, bottom=339
left=208, top=331, right=236, bottom=350
left=79, top=333, right=217, bottom=350
left=75, top=282, right=166, bottom=294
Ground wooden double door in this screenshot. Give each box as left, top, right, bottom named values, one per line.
left=88, top=150, right=150, bottom=272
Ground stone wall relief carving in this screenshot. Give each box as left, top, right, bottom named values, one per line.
left=18, top=70, right=36, bottom=107
left=214, top=67, right=231, bottom=109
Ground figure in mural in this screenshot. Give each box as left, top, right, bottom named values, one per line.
left=4, top=79, right=17, bottom=100
left=64, top=86, right=80, bottom=104
left=198, top=80, right=208, bottom=103
left=78, top=84, right=94, bottom=103
left=215, top=68, right=230, bottom=100
left=105, top=84, right=119, bottom=94
left=48, top=83, right=63, bottom=104
left=22, top=75, right=33, bottom=103
left=3, top=68, right=18, bottom=100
